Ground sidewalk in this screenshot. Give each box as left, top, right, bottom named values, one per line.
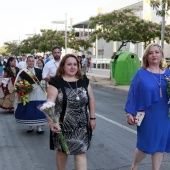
left=86, top=72, right=130, bottom=94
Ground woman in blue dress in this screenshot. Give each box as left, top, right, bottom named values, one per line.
left=14, top=56, right=47, bottom=134
left=125, top=44, right=170, bottom=170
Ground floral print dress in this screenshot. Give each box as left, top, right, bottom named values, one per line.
left=49, top=76, right=92, bottom=155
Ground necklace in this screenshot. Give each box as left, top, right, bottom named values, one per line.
left=67, top=81, right=80, bottom=101
left=148, top=68, right=162, bottom=98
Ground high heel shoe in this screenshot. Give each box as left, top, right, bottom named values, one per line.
left=36, top=126, right=44, bottom=134
left=27, top=128, right=34, bottom=133
left=27, top=126, right=34, bottom=133
left=36, top=130, right=44, bottom=134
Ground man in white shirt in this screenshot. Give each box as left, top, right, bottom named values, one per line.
left=18, top=54, right=27, bottom=69
left=42, top=46, right=62, bottom=82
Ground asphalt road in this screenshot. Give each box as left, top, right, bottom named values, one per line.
left=0, top=86, right=170, bottom=170
left=87, top=68, right=110, bottom=77
left=91, top=86, right=170, bottom=170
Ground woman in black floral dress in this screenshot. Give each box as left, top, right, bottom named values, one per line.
left=47, top=54, right=96, bottom=170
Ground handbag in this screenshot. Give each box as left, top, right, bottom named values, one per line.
left=134, top=111, right=145, bottom=126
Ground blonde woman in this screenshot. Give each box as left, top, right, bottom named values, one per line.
left=125, top=44, right=170, bottom=170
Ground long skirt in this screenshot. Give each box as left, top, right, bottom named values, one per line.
left=0, top=77, right=16, bottom=110
left=14, top=84, right=47, bottom=126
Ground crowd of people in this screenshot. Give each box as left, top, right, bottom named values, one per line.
left=0, top=47, right=96, bottom=170
left=1, top=43, right=170, bottom=170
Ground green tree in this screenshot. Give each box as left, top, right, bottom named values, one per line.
left=0, top=45, right=8, bottom=55
left=20, top=38, right=34, bottom=54
left=89, top=9, right=170, bottom=52
left=4, top=41, right=20, bottom=56
left=3, top=29, right=93, bottom=55
left=150, top=0, right=170, bottom=48
left=38, top=29, right=65, bottom=53
left=150, top=0, right=170, bottom=16
left=68, top=29, right=93, bottom=54
left=20, top=34, right=42, bottom=54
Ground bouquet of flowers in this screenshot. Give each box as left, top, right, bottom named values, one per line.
left=14, top=79, right=33, bottom=105
left=38, top=101, right=70, bottom=155
left=164, top=74, right=170, bottom=117
left=23, top=68, right=46, bottom=94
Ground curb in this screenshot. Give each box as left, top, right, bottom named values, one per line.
left=87, top=74, right=129, bottom=94
left=90, top=82, right=129, bottom=94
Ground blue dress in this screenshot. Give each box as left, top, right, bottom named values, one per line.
left=125, top=68, right=170, bottom=154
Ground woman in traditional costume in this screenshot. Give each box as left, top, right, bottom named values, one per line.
left=0, top=57, right=19, bottom=112
left=14, top=56, right=47, bottom=134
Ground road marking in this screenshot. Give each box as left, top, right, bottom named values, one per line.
left=96, top=113, right=137, bottom=134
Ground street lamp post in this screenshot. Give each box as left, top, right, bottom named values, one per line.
left=25, top=33, right=34, bottom=36
left=25, top=28, right=36, bottom=37
left=51, top=13, right=67, bottom=54
left=161, top=2, right=166, bottom=49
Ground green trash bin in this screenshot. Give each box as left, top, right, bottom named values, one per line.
left=110, top=51, right=140, bottom=85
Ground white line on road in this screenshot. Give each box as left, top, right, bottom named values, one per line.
left=96, top=113, right=137, bottom=134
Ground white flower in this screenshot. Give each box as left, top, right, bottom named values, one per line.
left=47, top=101, right=55, bottom=106
left=37, top=100, right=69, bottom=154
left=40, top=101, right=55, bottom=110
left=44, top=103, right=51, bottom=109
left=40, top=105, right=46, bottom=110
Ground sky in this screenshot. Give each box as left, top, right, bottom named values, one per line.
left=0, top=0, right=141, bottom=46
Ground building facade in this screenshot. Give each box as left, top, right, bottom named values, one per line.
left=72, top=0, right=170, bottom=66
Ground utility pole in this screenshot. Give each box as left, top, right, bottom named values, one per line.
left=161, top=0, right=166, bottom=49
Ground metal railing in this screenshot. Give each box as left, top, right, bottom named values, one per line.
left=91, top=59, right=111, bottom=69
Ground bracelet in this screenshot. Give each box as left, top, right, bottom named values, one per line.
left=90, top=117, right=96, bottom=120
